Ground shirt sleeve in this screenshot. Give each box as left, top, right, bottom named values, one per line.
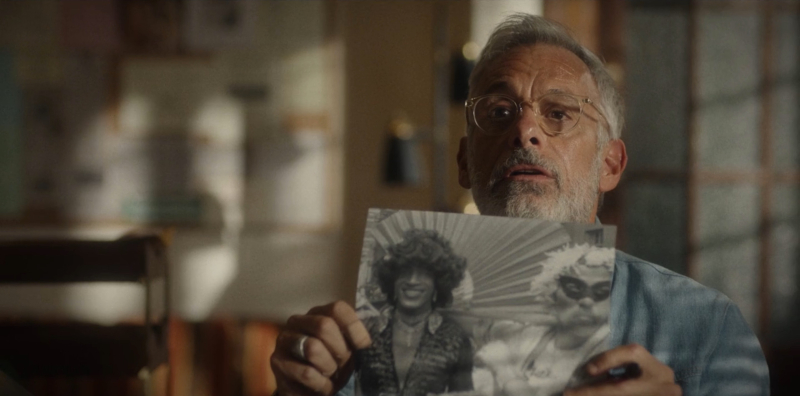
left=696, top=301, right=770, bottom=396
left=335, top=375, right=355, bottom=396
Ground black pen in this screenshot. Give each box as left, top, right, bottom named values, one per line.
left=566, top=362, right=642, bottom=390
left=605, top=362, right=642, bottom=381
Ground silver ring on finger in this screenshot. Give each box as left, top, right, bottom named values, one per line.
left=293, top=335, right=309, bottom=361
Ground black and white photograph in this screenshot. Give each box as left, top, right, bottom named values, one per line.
left=354, top=209, right=615, bottom=396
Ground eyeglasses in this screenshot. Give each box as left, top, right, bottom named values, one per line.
left=557, top=276, right=611, bottom=302
left=465, top=93, right=604, bottom=137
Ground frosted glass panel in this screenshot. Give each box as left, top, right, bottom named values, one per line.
left=774, top=13, right=798, bottom=81
left=698, top=12, right=761, bottom=101
left=759, top=16, right=797, bottom=344
left=623, top=182, right=686, bottom=274
left=625, top=9, right=688, bottom=172
left=696, top=184, right=760, bottom=327
left=697, top=185, right=760, bottom=240
left=696, top=95, right=760, bottom=169
left=769, top=184, right=800, bottom=344
left=772, top=14, right=800, bottom=171
left=697, top=12, right=761, bottom=169
left=773, top=85, right=799, bottom=170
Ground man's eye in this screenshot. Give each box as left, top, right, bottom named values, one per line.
left=545, top=109, right=570, bottom=121
left=488, top=106, right=514, bottom=119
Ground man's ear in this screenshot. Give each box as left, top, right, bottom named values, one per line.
left=598, top=139, right=627, bottom=193
left=456, top=136, right=472, bottom=189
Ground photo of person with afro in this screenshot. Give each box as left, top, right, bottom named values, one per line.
left=357, top=229, right=474, bottom=396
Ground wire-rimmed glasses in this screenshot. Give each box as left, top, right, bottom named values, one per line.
left=465, top=93, right=604, bottom=137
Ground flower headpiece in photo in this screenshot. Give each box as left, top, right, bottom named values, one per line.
left=528, top=243, right=614, bottom=301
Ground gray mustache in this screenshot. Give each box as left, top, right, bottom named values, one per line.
left=489, top=149, right=560, bottom=189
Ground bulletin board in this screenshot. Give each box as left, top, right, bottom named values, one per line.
left=0, top=0, right=338, bottom=231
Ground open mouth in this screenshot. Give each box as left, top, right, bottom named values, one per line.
left=504, top=165, right=552, bottom=179
left=510, top=169, right=544, bottom=176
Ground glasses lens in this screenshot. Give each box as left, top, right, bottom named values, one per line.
left=536, top=93, right=582, bottom=134
left=558, top=276, right=588, bottom=300
left=590, top=281, right=611, bottom=302
left=474, top=96, right=518, bottom=135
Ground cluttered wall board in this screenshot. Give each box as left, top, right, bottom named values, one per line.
left=0, top=0, right=346, bottom=323
left=0, top=0, right=340, bottom=231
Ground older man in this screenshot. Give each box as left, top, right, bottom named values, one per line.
left=270, top=14, right=769, bottom=396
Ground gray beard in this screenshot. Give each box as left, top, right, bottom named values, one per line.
left=468, top=147, right=602, bottom=223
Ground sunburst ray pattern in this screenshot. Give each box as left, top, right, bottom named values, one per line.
left=358, top=209, right=613, bottom=324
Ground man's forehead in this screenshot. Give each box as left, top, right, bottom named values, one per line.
left=473, top=44, right=595, bottom=95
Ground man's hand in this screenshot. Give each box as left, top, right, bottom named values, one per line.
left=271, top=301, right=372, bottom=396
left=564, top=344, right=681, bottom=396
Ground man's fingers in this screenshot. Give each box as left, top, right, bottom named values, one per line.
left=286, top=314, right=352, bottom=367
left=271, top=301, right=371, bottom=396
left=276, top=331, right=339, bottom=377
left=565, top=378, right=682, bottom=396
left=586, top=344, right=653, bottom=375
left=271, top=351, right=335, bottom=395
left=565, top=344, right=680, bottom=396
left=307, top=301, right=372, bottom=349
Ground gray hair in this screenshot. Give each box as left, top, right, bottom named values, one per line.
left=469, top=13, right=624, bottom=141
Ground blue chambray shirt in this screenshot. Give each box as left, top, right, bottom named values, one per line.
left=338, top=251, right=770, bottom=396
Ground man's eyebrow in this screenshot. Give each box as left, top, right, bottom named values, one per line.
left=545, top=88, right=570, bottom=94
left=482, top=81, right=513, bottom=94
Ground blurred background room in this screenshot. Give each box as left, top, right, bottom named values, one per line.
left=0, top=0, right=797, bottom=395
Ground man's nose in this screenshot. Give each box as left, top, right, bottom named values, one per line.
left=507, top=103, right=544, bottom=148
left=578, top=297, right=595, bottom=308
